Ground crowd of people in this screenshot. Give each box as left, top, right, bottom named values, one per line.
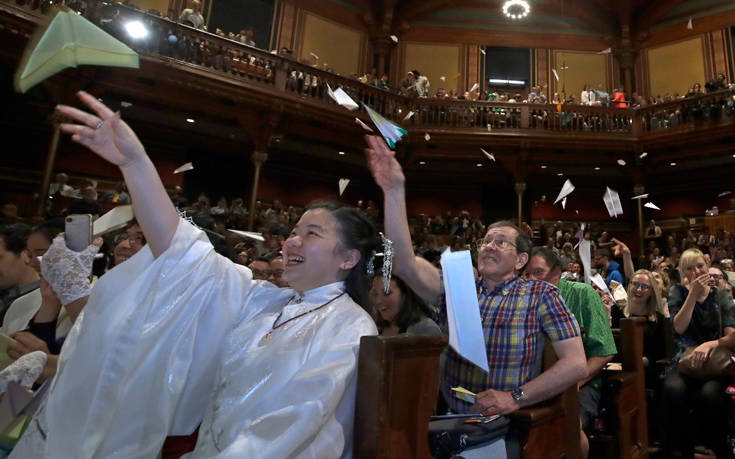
left=0, top=91, right=733, bottom=458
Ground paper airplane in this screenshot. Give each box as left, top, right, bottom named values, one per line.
left=554, top=179, right=575, bottom=205
left=93, top=205, right=133, bottom=237
left=552, top=69, right=560, bottom=81
left=355, top=117, right=373, bottom=132
left=718, top=191, right=732, bottom=197
left=451, top=386, right=476, bottom=404
left=424, top=133, right=431, bottom=141
left=389, top=35, right=398, bottom=43
left=644, top=202, right=661, bottom=210
left=632, top=193, right=649, bottom=200
left=480, top=148, right=495, bottom=161
left=338, top=178, right=350, bottom=196
left=326, top=84, right=358, bottom=111
left=561, top=197, right=567, bottom=209
left=227, top=229, right=265, bottom=242
left=362, top=103, right=407, bottom=149
left=687, top=18, right=693, bottom=30
left=15, top=7, right=139, bottom=93
left=440, top=75, right=446, bottom=82
left=597, top=47, right=612, bottom=54
left=603, top=187, right=623, bottom=217
left=174, top=162, right=194, bottom=174
left=617, top=159, right=626, bottom=166
left=639, top=152, right=648, bottom=158
left=309, top=52, right=319, bottom=60
left=480, top=48, right=486, bottom=55
left=469, top=82, right=479, bottom=92
left=403, top=110, right=415, bottom=121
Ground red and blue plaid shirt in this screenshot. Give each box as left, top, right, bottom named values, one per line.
left=432, top=275, right=580, bottom=413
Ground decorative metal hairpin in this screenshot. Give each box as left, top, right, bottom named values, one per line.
left=365, top=232, right=394, bottom=294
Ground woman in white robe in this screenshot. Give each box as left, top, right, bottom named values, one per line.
left=10, top=92, right=379, bottom=458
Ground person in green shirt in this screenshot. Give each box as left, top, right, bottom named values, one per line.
left=525, top=247, right=617, bottom=459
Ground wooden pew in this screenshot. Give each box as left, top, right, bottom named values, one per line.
left=509, top=339, right=583, bottom=459
left=590, top=317, right=649, bottom=459
left=353, top=334, right=447, bottom=459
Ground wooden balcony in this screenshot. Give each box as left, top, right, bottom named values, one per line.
left=1, top=0, right=734, bottom=190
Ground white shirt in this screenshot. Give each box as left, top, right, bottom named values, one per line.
left=11, top=219, right=376, bottom=458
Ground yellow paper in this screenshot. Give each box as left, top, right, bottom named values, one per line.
left=15, top=7, right=139, bottom=93
left=451, top=386, right=476, bottom=396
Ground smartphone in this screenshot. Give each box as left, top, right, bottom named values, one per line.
left=65, top=214, right=93, bottom=252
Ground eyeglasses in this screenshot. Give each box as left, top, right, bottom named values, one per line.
left=115, top=232, right=146, bottom=245
left=709, top=273, right=724, bottom=280
left=631, top=281, right=651, bottom=291
left=475, top=236, right=517, bottom=251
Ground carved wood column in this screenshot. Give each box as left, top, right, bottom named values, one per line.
left=514, top=181, right=527, bottom=228
left=37, top=113, right=63, bottom=217
left=247, top=151, right=268, bottom=231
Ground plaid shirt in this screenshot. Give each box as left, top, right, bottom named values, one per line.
left=432, top=275, right=580, bottom=413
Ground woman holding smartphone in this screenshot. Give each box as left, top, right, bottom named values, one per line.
left=11, top=92, right=379, bottom=458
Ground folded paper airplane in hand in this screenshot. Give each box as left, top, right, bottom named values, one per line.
left=15, top=7, right=139, bottom=93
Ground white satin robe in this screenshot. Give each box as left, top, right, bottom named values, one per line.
left=10, top=219, right=377, bottom=458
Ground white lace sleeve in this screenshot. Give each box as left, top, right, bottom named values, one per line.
left=41, top=236, right=99, bottom=306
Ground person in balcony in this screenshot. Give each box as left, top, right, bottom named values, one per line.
left=178, top=0, right=204, bottom=30
left=612, top=88, right=627, bottom=108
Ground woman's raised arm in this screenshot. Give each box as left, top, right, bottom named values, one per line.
left=57, top=91, right=179, bottom=257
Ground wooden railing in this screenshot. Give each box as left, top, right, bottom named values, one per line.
left=2, top=0, right=734, bottom=139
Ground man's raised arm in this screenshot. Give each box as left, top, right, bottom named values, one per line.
left=365, top=136, right=441, bottom=304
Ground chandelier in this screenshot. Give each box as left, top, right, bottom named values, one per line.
left=502, top=0, right=530, bottom=19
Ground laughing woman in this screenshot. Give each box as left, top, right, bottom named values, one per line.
left=11, top=92, right=379, bottom=458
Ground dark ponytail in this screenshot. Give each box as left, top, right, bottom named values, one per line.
left=306, top=201, right=379, bottom=310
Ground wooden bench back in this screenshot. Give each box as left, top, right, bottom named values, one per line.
left=353, top=334, right=447, bottom=459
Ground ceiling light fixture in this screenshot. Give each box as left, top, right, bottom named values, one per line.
left=502, top=0, right=530, bottom=20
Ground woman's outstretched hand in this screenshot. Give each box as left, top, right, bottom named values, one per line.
left=364, top=135, right=405, bottom=192
left=57, top=91, right=146, bottom=168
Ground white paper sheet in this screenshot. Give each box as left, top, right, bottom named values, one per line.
left=327, top=84, right=358, bottom=111
left=590, top=273, right=610, bottom=295
left=480, top=148, right=495, bottom=161
left=93, top=205, right=133, bottom=237
left=579, top=239, right=592, bottom=285
left=174, top=162, right=194, bottom=174
left=603, top=187, right=623, bottom=217
left=644, top=202, right=661, bottom=210
left=227, top=229, right=265, bottom=242
left=440, top=249, right=489, bottom=372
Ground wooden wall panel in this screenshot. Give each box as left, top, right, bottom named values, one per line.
left=402, top=43, right=462, bottom=92
left=276, top=1, right=297, bottom=51
left=646, top=37, right=706, bottom=97
left=298, top=12, right=364, bottom=76
left=535, top=49, right=550, bottom=96
left=465, top=44, right=481, bottom=94
left=704, top=28, right=732, bottom=82
left=551, top=51, right=610, bottom=101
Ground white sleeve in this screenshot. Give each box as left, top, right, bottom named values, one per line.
left=41, top=219, right=253, bottom=458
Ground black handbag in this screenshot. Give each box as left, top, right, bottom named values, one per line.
left=428, top=414, right=511, bottom=459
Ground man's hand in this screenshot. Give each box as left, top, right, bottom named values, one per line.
left=364, top=135, right=405, bottom=192
left=470, top=389, right=520, bottom=416
left=7, top=332, right=50, bottom=360
left=610, top=238, right=630, bottom=257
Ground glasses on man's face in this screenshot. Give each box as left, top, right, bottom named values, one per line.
left=475, top=236, right=517, bottom=251
left=631, top=281, right=651, bottom=291
left=709, top=273, right=724, bottom=280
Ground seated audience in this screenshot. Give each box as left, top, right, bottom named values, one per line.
left=100, top=181, right=131, bottom=204
left=663, top=248, right=735, bottom=458
left=369, top=274, right=442, bottom=336
left=525, top=247, right=616, bottom=459
left=67, top=186, right=102, bottom=217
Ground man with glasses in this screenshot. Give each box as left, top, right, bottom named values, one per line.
left=365, top=136, right=586, bottom=429
left=525, top=247, right=616, bottom=458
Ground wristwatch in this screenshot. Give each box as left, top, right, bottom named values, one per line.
left=510, top=387, right=526, bottom=406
